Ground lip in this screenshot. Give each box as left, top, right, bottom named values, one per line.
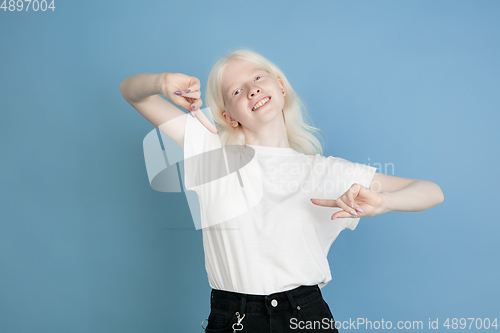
left=252, top=96, right=271, bottom=111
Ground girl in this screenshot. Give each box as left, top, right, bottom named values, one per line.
left=119, top=48, right=444, bottom=332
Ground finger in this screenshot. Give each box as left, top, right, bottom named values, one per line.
left=185, top=97, right=198, bottom=111
left=185, top=97, right=198, bottom=116
left=188, top=97, right=202, bottom=111
left=345, top=198, right=364, bottom=216
left=331, top=209, right=353, bottom=220
left=185, top=97, right=203, bottom=113
left=310, top=198, right=338, bottom=208
left=348, top=184, right=365, bottom=214
left=346, top=187, right=356, bottom=209
left=174, top=96, right=196, bottom=112
left=185, top=77, right=201, bottom=93
left=331, top=198, right=359, bottom=219
left=336, top=197, right=358, bottom=217
left=182, top=90, right=201, bottom=99
left=355, top=206, right=364, bottom=214
left=347, top=183, right=362, bottom=209
left=340, top=193, right=358, bottom=217
left=191, top=106, right=218, bottom=134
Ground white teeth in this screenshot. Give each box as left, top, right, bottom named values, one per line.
left=253, top=97, right=270, bottom=111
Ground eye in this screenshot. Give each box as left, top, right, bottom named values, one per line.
left=233, top=75, right=263, bottom=96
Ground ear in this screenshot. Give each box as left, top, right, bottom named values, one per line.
left=277, top=77, right=286, bottom=97
left=222, top=111, right=239, bottom=128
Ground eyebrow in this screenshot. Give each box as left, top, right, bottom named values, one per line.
left=226, top=67, right=264, bottom=96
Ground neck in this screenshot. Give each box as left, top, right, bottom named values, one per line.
left=243, top=117, right=289, bottom=148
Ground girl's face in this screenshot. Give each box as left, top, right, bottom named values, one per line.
left=221, top=59, right=287, bottom=132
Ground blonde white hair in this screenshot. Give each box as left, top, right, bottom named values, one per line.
left=205, top=48, right=324, bottom=156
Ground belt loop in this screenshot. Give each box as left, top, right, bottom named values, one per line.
left=238, top=293, right=248, bottom=315
left=285, top=289, right=298, bottom=316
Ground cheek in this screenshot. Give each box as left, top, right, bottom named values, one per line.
left=227, top=103, right=242, bottom=117
left=234, top=99, right=247, bottom=111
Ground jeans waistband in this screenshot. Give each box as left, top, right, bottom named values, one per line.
left=210, top=285, right=323, bottom=315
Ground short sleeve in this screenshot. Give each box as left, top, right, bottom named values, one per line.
left=329, top=157, right=377, bottom=231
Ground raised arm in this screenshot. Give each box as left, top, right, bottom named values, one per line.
left=119, top=72, right=202, bottom=149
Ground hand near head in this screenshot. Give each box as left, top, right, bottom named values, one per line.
left=310, top=183, right=385, bottom=220
left=162, top=72, right=218, bottom=134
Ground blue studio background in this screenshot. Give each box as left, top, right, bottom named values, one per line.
left=1, top=1, right=499, bottom=332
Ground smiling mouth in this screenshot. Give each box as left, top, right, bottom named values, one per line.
left=252, top=97, right=271, bottom=111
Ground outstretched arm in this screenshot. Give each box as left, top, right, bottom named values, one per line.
left=311, top=173, right=444, bottom=219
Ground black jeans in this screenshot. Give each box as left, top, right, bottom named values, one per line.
left=202, top=285, right=339, bottom=333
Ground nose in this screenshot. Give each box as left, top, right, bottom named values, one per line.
left=250, top=87, right=261, bottom=97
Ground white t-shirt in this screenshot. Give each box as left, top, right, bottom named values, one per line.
left=183, top=114, right=376, bottom=295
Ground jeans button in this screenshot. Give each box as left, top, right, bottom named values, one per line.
left=271, top=299, right=278, bottom=307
